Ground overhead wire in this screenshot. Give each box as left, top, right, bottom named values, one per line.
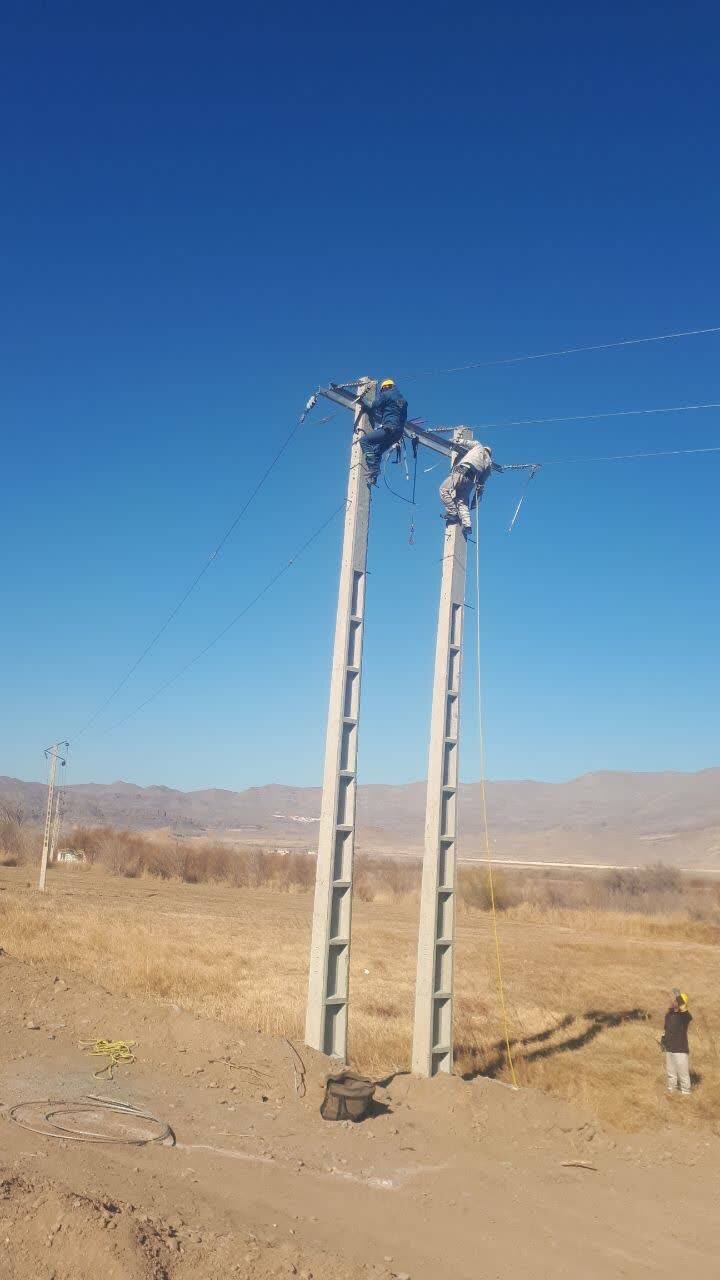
left=70, top=361, right=720, bottom=736
left=496, top=446, right=720, bottom=511
left=399, top=324, right=720, bottom=382
left=101, top=499, right=348, bottom=735
left=529, top=444, right=720, bottom=467
left=500, top=445, right=720, bottom=530
left=507, top=465, right=540, bottom=534
left=71, top=375, right=719, bottom=743
left=475, top=401, right=720, bottom=432
left=76, top=411, right=309, bottom=737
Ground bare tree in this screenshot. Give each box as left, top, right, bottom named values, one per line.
left=0, top=800, right=25, bottom=826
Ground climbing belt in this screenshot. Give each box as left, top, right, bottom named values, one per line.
left=473, top=515, right=518, bottom=1087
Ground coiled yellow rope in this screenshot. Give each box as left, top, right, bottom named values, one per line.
left=80, top=1039, right=136, bottom=1079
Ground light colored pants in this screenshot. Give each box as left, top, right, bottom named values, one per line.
left=666, top=1051, right=691, bottom=1095
left=440, top=467, right=475, bottom=528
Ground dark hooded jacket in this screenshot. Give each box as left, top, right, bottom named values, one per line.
left=366, top=385, right=408, bottom=434
left=663, top=1008, right=692, bottom=1054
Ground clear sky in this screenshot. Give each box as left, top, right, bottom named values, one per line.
left=2, top=3, right=719, bottom=791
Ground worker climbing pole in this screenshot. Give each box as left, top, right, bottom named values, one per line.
left=357, top=377, right=408, bottom=483
left=305, top=379, right=375, bottom=1059
left=304, top=379, right=522, bottom=1070
left=412, top=538, right=466, bottom=1072
left=439, top=437, right=504, bottom=533
left=303, top=378, right=457, bottom=1061
left=412, top=429, right=476, bottom=1076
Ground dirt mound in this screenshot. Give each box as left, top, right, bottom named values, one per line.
left=2, top=950, right=720, bottom=1278
left=0, top=1172, right=361, bottom=1280
left=0, top=1174, right=171, bottom=1280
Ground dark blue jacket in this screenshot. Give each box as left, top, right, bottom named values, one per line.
left=366, top=386, right=408, bottom=433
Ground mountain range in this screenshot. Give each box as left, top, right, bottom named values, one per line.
left=2, top=769, right=719, bottom=866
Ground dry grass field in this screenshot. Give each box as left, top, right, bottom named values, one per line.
left=1, top=830, right=719, bottom=1135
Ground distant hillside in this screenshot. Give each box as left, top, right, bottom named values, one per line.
left=3, top=768, right=719, bottom=867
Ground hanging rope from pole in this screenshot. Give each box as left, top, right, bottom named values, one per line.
left=473, top=515, right=518, bottom=1087
left=408, top=437, right=418, bottom=544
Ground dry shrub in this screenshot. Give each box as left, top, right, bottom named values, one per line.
left=0, top=813, right=39, bottom=867
left=603, top=865, right=684, bottom=899
left=354, top=856, right=420, bottom=903
left=1, top=862, right=719, bottom=1133
left=48, top=830, right=720, bottom=934
left=70, top=828, right=179, bottom=879
left=63, top=827, right=318, bottom=892
left=464, top=861, right=720, bottom=926
left=459, top=866, right=514, bottom=911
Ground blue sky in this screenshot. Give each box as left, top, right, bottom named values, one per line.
left=2, top=3, right=719, bottom=791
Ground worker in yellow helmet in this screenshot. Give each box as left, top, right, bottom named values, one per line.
left=357, top=377, right=408, bottom=484
left=661, top=989, right=692, bottom=1096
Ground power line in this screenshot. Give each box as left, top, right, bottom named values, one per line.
left=476, top=401, right=720, bottom=431
left=76, top=413, right=307, bottom=736
left=74, top=437, right=719, bottom=738
left=399, top=324, right=720, bottom=382
left=532, top=445, right=720, bottom=467
left=100, top=500, right=348, bottom=736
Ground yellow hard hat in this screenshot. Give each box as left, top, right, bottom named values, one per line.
left=673, top=988, right=689, bottom=1009
left=380, top=378, right=395, bottom=390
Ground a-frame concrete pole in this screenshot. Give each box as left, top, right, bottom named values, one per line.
left=412, top=517, right=468, bottom=1075
left=38, top=747, right=60, bottom=892
left=305, top=379, right=375, bottom=1059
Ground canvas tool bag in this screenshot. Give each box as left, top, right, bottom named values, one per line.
left=320, top=1071, right=375, bottom=1122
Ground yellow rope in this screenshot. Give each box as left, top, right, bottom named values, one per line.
left=473, top=513, right=518, bottom=1087
left=80, top=1038, right=136, bottom=1079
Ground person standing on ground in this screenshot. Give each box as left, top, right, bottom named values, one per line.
left=357, top=378, right=408, bottom=483
left=662, top=989, right=692, bottom=1096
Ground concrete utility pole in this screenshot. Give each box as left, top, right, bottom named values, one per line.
left=49, top=770, right=65, bottom=865
left=38, top=741, right=68, bottom=892
left=303, top=382, right=464, bottom=1063
left=412, top=438, right=470, bottom=1076
left=305, top=379, right=375, bottom=1059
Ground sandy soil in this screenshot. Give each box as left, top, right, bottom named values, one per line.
left=1, top=948, right=719, bottom=1279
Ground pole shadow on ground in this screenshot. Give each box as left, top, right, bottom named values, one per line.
left=459, top=1007, right=651, bottom=1080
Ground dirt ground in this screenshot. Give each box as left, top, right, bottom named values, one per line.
left=1, top=943, right=720, bottom=1280
left=2, top=864, right=720, bottom=1132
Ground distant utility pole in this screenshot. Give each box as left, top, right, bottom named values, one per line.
left=305, top=379, right=375, bottom=1059
left=412, top=436, right=469, bottom=1074
left=49, top=768, right=66, bottom=865
left=38, top=741, right=69, bottom=891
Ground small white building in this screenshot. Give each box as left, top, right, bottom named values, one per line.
left=56, top=849, right=86, bottom=864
